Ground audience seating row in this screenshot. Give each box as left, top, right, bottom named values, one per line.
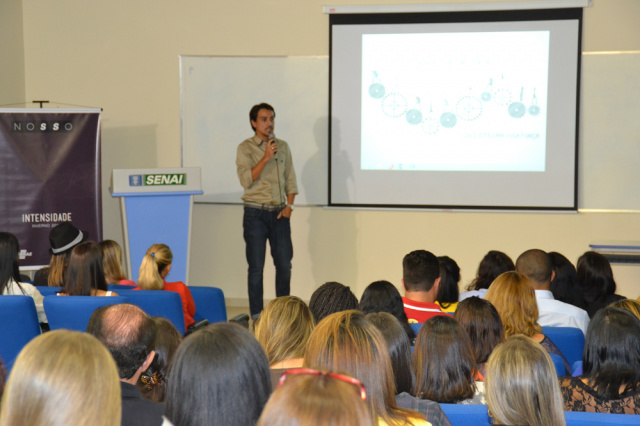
left=105, top=284, right=228, bottom=324
left=410, top=322, right=585, bottom=376
left=1, top=286, right=227, bottom=370
left=0, top=296, right=42, bottom=370
left=440, top=403, right=640, bottom=426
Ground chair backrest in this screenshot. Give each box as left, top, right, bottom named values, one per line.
left=565, top=410, right=640, bottom=425
left=35, top=286, right=62, bottom=296
left=0, top=296, right=42, bottom=370
left=107, top=283, right=137, bottom=291
left=440, top=403, right=491, bottom=426
left=189, top=286, right=227, bottom=323
left=542, top=326, right=585, bottom=367
left=409, top=322, right=422, bottom=335
left=122, top=290, right=186, bottom=333
left=44, top=295, right=129, bottom=332
left=549, top=353, right=568, bottom=376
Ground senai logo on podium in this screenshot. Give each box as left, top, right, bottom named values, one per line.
left=129, top=174, right=187, bottom=186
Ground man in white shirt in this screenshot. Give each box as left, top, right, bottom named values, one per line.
left=515, top=249, right=589, bottom=335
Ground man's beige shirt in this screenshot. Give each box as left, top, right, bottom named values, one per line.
left=236, top=135, right=298, bottom=205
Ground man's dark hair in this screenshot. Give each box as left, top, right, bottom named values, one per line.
left=402, top=250, right=440, bottom=292
left=249, top=103, right=275, bottom=131
left=515, top=249, right=553, bottom=286
left=87, top=304, right=157, bottom=379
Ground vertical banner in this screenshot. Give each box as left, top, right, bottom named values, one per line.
left=0, top=109, right=102, bottom=268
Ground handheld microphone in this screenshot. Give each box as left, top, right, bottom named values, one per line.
left=269, top=133, right=277, bottom=159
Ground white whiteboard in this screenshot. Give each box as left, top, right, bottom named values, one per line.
left=181, top=53, right=640, bottom=210
left=180, top=56, right=329, bottom=205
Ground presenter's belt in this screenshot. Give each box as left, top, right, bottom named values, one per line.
left=244, top=202, right=286, bottom=212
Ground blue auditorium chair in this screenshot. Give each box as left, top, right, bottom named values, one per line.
left=542, top=326, right=585, bottom=367
left=122, top=290, right=186, bottom=333
left=0, top=296, right=41, bottom=370
left=189, top=286, right=227, bottom=323
left=44, top=295, right=129, bottom=332
left=440, top=403, right=491, bottom=426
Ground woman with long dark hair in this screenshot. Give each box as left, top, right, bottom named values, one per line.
left=453, top=297, right=504, bottom=379
left=412, top=315, right=484, bottom=404
left=0, top=232, right=47, bottom=323
left=548, top=251, right=584, bottom=309
left=576, top=251, right=625, bottom=318
left=560, top=307, right=640, bottom=413
left=366, top=312, right=414, bottom=395
left=60, top=241, right=117, bottom=297
left=164, top=323, right=272, bottom=426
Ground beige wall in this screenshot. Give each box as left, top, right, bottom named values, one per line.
left=0, top=0, right=25, bottom=105
left=16, top=0, right=640, bottom=304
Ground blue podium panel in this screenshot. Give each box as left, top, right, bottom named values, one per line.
left=125, top=194, right=192, bottom=283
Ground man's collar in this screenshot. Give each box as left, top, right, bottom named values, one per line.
left=252, top=135, right=266, bottom=146
left=535, top=289, right=554, bottom=299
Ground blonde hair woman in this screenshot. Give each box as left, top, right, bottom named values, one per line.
left=255, top=296, right=315, bottom=387
left=258, top=368, right=375, bottom=426
left=0, top=330, right=121, bottom=426
left=99, top=240, right=135, bottom=286
left=485, top=271, right=570, bottom=374
left=136, top=244, right=195, bottom=331
left=304, top=310, right=428, bottom=426
left=486, top=335, right=566, bottom=426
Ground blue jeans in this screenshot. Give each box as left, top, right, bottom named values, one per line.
left=243, top=206, right=292, bottom=316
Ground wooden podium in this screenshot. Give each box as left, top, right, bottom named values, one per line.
left=110, top=168, right=203, bottom=283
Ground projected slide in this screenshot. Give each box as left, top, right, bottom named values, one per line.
left=361, top=31, right=549, bottom=172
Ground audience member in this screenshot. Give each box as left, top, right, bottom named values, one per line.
left=138, top=317, right=183, bottom=403
left=366, top=312, right=415, bottom=395
left=412, top=315, right=484, bottom=404
left=576, top=251, right=625, bottom=318
left=60, top=241, right=118, bottom=296
left=486, top=335, right=566, bottom=426
left=308, top=281, right=358, bottom=323
left=258, top=368, right=375, bottom=426
left=100, top=239, right=136, bottom=285
left=485, top=271, right=571, bottom=374
left=33, top=222, right=84, bottom=286
left=0, top=232, right=47, bottom=323
left=164, top=323, right=272, bottom=426
left=305, top=310, right=447, bottom=426
left=516, top=249, right=589, bottom=335
left=255, top=296, right=315, bottom=388
left=548, top=251, right=584, bottom=309
left=401, top=250, right=447, bottom=323
left=88, top=303, right=163, bottom=426
left=559, top=307, right=640, bottom=414
left=359, top=280, right=415, bottom=340
left=137, top=243, right=195, bottom=331
left=453, top=297, right=504, bottom=378
left=610, top=298, right=640, bottom=319
left=459, top=250, right=514, bottom=301
left=435, top=256, right=460, bottom=313
left=0, top=330, right=121, bottom=426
